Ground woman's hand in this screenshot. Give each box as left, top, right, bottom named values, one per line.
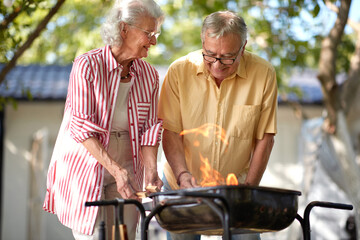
left=113, top=166, right=140, bottom=199
left=81, top=137, right=140, bottom=199
left=141, top=145, right=162, bottom=193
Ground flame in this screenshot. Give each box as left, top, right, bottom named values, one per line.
left=180, top=123, right=229, bottom=145
left=226, top=174, right=238, bottom=185
left=181, top=124, right=238, bottom=187
left=199, top=154, right=225, bottom=186
left=199, top=154, right=239, bottom=187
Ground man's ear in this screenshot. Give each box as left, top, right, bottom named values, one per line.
left=241, top=40, right=247, bottom=55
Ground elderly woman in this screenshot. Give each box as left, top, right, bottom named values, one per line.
left=43, top=0, right=164, bottom=239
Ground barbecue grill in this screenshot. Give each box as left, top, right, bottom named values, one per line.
left=86, top=185, right=353, bottom=240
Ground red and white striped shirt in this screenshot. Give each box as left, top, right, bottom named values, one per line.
left=43, top=45, right=162, bottom=235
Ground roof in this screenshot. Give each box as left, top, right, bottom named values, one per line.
left=284, top=69, right=346, bottom=104
left=0, top=64, right=72, bottom=100
left=0, top=64, right=169, bottom=101
left=0, top=64, right=344, bottom=103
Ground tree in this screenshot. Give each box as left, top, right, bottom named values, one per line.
left=0, top=0, right=111, bottom=109
left=316, top=0, right=360, bottom=238
left=0, top=0, right=67, bottom=84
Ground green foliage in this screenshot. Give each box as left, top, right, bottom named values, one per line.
left=1, top=0, right=51, bottom=62
left=15, top=0, right=112, bottom=65
left=336, top=33, right=356, bottom=73
left=0, top=95, right=17, bottom=111
left=1, top=0, right=356, bottom=91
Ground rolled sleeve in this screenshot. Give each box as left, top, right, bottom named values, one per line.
left=256, top=67, right=278, bottom=139
left=68, top=57, right=108, bottom=143
left=69, top=112, right=108, bottom=143
left=158, top=63, right=183, bottom=134
left=141, top=121, right=162, bottom=146
left=140, top=75, right=163, bottom=146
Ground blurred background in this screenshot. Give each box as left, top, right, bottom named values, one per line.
left=0, top=0, right=360, bottom=239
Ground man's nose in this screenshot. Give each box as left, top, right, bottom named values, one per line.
left=212, top=59, right=223, bottom=67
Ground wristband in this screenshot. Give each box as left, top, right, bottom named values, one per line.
left=176, top=170, right=191, bottom=185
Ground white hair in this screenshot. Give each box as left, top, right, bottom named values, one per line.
left=201, top=11, right=247, bottom=47
left=101, top=0, right=164, bottom=46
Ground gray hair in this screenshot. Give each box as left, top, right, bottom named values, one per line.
left=201, top=11, right=247, bottom=47
left=101, top=0, right=164, bottom=46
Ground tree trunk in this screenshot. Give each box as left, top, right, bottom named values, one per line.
left=326, top=112, right=360, bottom=239
left=317, top=0, right=351, bottom=131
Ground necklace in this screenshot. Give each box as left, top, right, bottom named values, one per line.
left=121, top=72, right=131, bottom=79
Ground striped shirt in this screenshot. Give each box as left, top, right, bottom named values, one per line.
left=43, top=45, right=162, bottom=235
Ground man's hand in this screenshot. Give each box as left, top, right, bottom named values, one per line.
left=178, top=171, right=200, bottom=189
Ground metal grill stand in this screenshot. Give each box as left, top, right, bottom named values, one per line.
left=295, top=201, right=353, bottom=240
left=86, top=195, right=353, bottom=240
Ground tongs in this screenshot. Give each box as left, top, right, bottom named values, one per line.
left=113, top=203, right=128, bottom=240
left=85, top=198, right=146, bottom=240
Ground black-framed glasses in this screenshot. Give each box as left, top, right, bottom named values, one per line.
left=130, top=25, right=161, bottom=39
left=202, top=46, right=243, bottom=65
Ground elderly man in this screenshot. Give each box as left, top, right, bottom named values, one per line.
left=158, top=10, right=277, bottom=240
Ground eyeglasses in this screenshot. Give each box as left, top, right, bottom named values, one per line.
left=130, top=25, right=161, bottom=40
left=202, top=46, right=243, bottom=65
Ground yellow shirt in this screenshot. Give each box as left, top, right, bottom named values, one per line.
left=158, top=49, right=277, bottom=189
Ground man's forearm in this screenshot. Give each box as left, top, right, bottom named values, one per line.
left=162, top=129, right=188, bottom=178
left=245, top=133, right=275, bottom=186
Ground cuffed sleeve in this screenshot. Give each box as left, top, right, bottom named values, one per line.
left=69, top=112, right=108, bottom=143
left=140, top=73, right=163, bottom=146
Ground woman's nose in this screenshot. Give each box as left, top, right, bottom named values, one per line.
left=150, top=36, right=157, bottom=45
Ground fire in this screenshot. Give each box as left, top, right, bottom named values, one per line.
left=199, top=154, right=225, bottom=186
left=181, top=124, right=238, bottom=187
left=226, top=174, right=238, bottom=185
left=180, top=123, right=229, bottom=145
left=199, top=154, right=238, bottom=187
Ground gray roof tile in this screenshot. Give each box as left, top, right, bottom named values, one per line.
left=0, top=64, right=72, bottom=100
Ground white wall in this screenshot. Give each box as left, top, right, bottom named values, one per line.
left=262, top=105, right=323, bottom=190
left=2, top=102, right=73, bottom=240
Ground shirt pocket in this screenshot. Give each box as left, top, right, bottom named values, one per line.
left=137, top=102, right=151, bottom=126
left=231, top=105, right=260, bottom=139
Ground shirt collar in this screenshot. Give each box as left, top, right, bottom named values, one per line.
left=129, top=59, right=142, bottom=76
left=105, top=45, right=121, bottom=73
left=237, top=52, right=247, bottom=79
left=104, top=45, right=142, bottom=76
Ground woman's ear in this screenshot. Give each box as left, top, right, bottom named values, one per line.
left=121, top=23, right=128, bottom=39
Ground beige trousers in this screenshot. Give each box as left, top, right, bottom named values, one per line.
left=73, top=131, right=139, bottom=240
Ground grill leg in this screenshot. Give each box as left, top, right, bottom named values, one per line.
left=295, top=214, right=309, bottom=240
left=296, top=201, right=353, bottom=240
